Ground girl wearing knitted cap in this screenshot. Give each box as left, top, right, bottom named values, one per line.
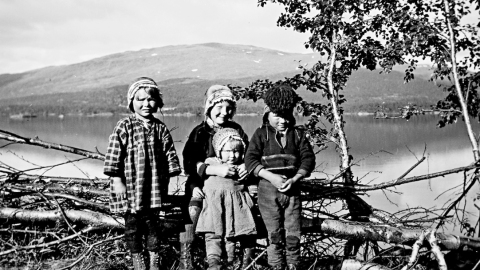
left=180, top=85, right=253, bottom=270
left=196, top=128, right=257, bottom=270
left=103, top=77, right=181, bottom=270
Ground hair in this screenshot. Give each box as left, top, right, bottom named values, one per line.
left=263, top=83, right=300, bottom=118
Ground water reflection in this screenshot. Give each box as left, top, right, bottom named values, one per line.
left=0, top=114, right=478, bottom=223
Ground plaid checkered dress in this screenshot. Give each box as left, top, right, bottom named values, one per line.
left=104, top=116, right=181, bottom=213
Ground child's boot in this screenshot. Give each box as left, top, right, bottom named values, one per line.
left=178, top=225, right=195, bottom=270
left=149, top=251, right=161, bottom=270
left=287, top=264, right=298, bottom=270
left=241, top=247, right=254, bottom=269
left=132, top=252, right=147, bottom=270
left=207, top=256, right=222, bottom=270
left=178, top=238, right=193, bottom=270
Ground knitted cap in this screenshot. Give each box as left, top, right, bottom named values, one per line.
left=212, top=128, right=245, bottom=158
left=127, top=77, right=162, bottom=112
left=204, top=85, right=236, bottom=116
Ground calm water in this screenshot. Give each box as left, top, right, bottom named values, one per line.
left=1, top=114, right=479, bottom=223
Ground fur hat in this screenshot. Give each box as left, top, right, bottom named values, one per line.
left=263, top=83, right=299, bottom=117
left=127, top=77, right=162, bottom=112
left=212, top=128, right=245, bottom=158
left=204, top=85, right=236, bottom=116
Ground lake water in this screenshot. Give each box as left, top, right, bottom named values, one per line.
left=1, top=114, right=479, bottom=228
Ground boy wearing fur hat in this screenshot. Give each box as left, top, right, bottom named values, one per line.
left=196, top=128, right=257, bottom=270
left=180, top=85, right=254, bottom=270
left=245, top=84, right=315, bottom=270
left=104, top=77, right=181, bottom=270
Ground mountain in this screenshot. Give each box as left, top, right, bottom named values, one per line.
left=0, top=43, right=320, bottom=100
left=0, top=43, right=446, bottom=115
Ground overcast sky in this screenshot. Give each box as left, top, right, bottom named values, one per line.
left=0, top=0, right=312, bottom=74
left=1, top=1, right=478, bottom=75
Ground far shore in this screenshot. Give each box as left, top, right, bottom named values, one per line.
left=4, top=110, right=442, bottom=120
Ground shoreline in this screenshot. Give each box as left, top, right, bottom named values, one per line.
left=3, top=110, right=445, bottom=120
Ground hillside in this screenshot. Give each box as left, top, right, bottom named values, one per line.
left=0, top=43, right=319, bottom=100
left=0, top=43, right=446, bottom=115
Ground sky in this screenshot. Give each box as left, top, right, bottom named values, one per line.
left=0, top=0, right=311, bottom=75
left=1, top=1, right=478, bottom=75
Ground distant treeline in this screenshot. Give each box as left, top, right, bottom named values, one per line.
left=0, top=91, right=437, bottom=117
left=0, top=69, right=447, bottom=117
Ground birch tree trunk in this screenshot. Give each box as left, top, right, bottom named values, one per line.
left=442, top=0, right=480, bottom=161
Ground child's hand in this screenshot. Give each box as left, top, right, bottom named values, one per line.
left=269, top=174, right=287, bottom=190
left=278, top=179, right=294, bottom=192
left=192, top=187, right=205, bottom=199
left=278, top=174, right=303, bottom=193
left=236, top=163, right=248, bottom=181
left=258, top=169, right=286, bottom=189
left=209, top=164, right=237, bottom=178
left=112, top=177, right=127, bottom=199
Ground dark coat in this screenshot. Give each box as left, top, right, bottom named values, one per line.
left=182, top=120, right=248, bottom=192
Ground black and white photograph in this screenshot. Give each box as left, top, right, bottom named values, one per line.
left=0, top=0, right=479, bottom=269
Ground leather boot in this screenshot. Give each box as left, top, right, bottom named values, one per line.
left=287, top=264, right=298, bottom=270
left=241, top=247, right=254, bottom=269
left=225, top=260, right=236, bottom=270
left=178, top=241, right=194, bottom=270
left=131, top=252, right=147, bottom=270
left=207, top=257, right=222, bottom=270
left=149, top=251, right=161, bottom=270
left=178, top=223, right=195, bottom=270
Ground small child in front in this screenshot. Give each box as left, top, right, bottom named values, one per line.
left=196, top=128, right=257, bottom=270
left=245, top=84, right=315, bottom=270
left=103, top=77, right=181, bottom=270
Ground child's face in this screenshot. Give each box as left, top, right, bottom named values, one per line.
left=209, top=101, right=234, bottom=126
left=219, top=141, right=243, bottom=165
left=268, top=112, right=290, bottom=132
left=132, top=88, right=159, bottom=118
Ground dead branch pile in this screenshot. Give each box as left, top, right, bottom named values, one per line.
left=1, top=129, right=479, bottom=269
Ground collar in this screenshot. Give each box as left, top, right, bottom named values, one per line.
left=133, top=114, right=154, bottom=130
left=203, top=118, right=237, bottom=134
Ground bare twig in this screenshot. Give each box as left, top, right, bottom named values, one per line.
left=57, top=234, right=124, bottom=270
left=395, top=157, right=425, bottom=182
left=0, top=226, right=97, bottom=256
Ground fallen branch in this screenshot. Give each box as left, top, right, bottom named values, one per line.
left=301, top=162, right=479, bottom=193
left=4, top=185, right=108, bottom=211
left=400, top=229, right=426, bottom=270
left=302, top=218, right=480, bottom=251
left=436, top=172, right=479, bottom=229
left=428, top=229, right=447, bottom=270
left=0, top=129, right=105, bottom=160
left=0, top=207, right=181, bottom=230
left=341, top=259, right=392, bottom=270
left=0, top=208, right=124, bottom=229
left=2, top=207, right=479, bottom=252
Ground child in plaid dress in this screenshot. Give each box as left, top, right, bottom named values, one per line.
left=103, top=77, right=181, bottom=270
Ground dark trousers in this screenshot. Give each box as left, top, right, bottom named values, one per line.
left=258, top=179, right=301, bottom=267
left=124, top=209, right=161, bottom=253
